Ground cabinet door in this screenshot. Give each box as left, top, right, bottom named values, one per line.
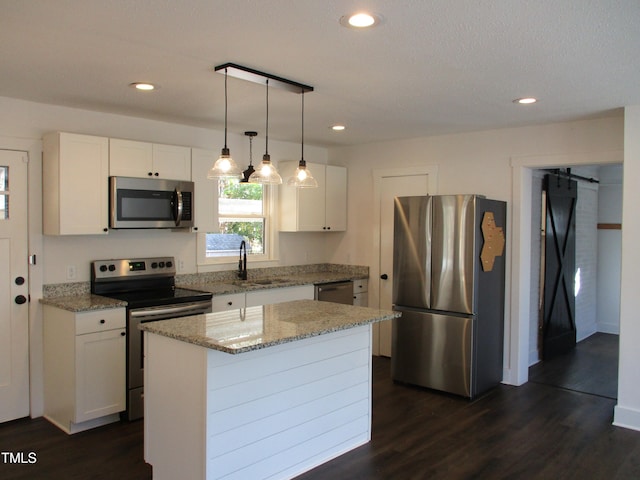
left=152, top=144, right=191, bottom=180
left=74, top=329, right=126, bottom=423
left=109, top=138, right=153, bottom=178
left=325, top=165, right=347, bottom=231
left=212, top=293, right=246, bottom=312
left=297, top=163, right=326, bottom=232
left=191, top=148, right=218, bottom=233
left=246, top=285, right=314, bottom=307
left=43, top=132, right=109, bottom=235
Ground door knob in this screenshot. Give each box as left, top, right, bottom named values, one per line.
left=15, top=295, right=27, bottom=305
left=15, top=276, right=25, bottom=285
left=380, top=274, right=388, bottom=280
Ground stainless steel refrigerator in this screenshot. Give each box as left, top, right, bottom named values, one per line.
left=391, top=195, right=506, bottom=398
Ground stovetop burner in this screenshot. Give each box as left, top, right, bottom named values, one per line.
left=90, top=256, right=212, bottom=308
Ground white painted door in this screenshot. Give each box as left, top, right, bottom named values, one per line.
left=0, top=150, right=29, bottom=422
left=376, top=174, right=430, bottom=356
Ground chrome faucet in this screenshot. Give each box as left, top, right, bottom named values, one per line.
left=238, top=240, right=248, bottom=280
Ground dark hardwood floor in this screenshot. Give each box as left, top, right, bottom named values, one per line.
left=2, top=335, right=636, bottom=480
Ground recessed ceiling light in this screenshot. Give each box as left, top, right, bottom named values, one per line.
left=340, top=12, right=383, bottom=29
left=129, top=82, right=157, bottom=91
left=513, top=97, right=537, bottom=104
left=331, top=125, right=346, bottom=131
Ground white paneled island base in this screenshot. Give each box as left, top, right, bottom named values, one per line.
left=141, top=300, right=399, bottom=480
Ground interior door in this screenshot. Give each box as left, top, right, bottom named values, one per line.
left=377, top=174, right=430, bottom=356
left=0, top=150, right=30, bottom=422
left=541, top=173, right=577, bottom=360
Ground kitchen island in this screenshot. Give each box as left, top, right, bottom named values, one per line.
left=140, top=299, right=399, bottom=480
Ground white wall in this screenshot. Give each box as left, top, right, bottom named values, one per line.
left=597, top=164, right=623, bottom=334
left=614, top=106, right=640, bottom=431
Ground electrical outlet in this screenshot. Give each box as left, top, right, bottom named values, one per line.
left=178, top=260, right=185, bottom=271
left=66, top=265, right=77, bottom=280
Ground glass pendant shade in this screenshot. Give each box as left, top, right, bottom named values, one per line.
left=207, top=147, right=242, bottom=179
left=287, top=159, right=318, bottom=188
left=249, top=154, right=282, bottom=184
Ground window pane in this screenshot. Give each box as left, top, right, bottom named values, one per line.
left=206, top=219, right=265, bottom=257
left=218, top=180, right=263, bottom=215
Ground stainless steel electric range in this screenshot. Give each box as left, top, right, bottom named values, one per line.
left=91, top=256, right=212, bottom=420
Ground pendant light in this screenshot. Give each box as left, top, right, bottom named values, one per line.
left=241, top=131, right=257, bottom=182
left=249, top=79, right=282, bottom=185
left=287, top=90, right=318, bottom=188
left=207, top=68, right=242, bottom=179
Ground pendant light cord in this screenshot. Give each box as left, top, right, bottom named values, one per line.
left=301, top=90, right=305, bottom=161
left=223, top=68, right=228, bottom=149
left=265, top=79, right=269, bottom=156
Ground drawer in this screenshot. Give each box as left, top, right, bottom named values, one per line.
left=353, top=279, right=369, bottom=294
left=75, top=308, right=126, bottom=335
left=212, top=293, right=246, bottom=312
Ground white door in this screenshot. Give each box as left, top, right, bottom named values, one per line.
left=376, top=174, right=430, bottom=356
left=0, top=150, right=29, bottom=422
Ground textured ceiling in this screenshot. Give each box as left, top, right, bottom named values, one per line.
left=1, top=0, right=639, bottom=147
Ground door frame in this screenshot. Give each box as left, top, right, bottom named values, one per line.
left=0, top=136, right=44, bottom=418
left=509, top=150, right=622, bottom=386
left=371, top=166, right=438, bottom=354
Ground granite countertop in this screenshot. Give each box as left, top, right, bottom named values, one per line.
left=187, top=271, right=366, bottom=296
left=40, top=294, right=127, bottom=312
left=41, top=269, right=367, bottom=312
left=139, top=299, right=400, bottom=354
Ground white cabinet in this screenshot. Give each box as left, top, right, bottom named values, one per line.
left=43, top=306, right=126, bottom=434
left=246, top=285, right=315, bottom=307
left=42, top=132, right=109, bottom=235
left=279, top=162, right=347, bottom=232
left=353, top=279, right=369, bottom=307
left=211, top=293, right=246, bottom=312
left=110, top=138, right=191, bottom=180
left=190, top=148, right=218, bottom=233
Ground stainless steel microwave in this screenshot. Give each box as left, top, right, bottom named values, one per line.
left=109, top=176, right=194, bottom=229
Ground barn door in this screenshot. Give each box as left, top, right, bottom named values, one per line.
left=541, top=173, right=577, bottom=360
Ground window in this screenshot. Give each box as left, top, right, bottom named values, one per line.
left=205, top=179, right=269, bottom=261
left=0, top=166, right=7, bottom=220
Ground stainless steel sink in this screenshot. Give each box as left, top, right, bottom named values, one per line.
left=232, top=278, right=290, bottom=287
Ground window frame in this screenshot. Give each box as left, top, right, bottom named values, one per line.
left=198, top=181, right=277, bottom=266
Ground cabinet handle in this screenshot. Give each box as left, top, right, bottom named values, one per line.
left=380, top=274, right=388, bottom=280
left=148, top=172, right=153, bottom=176
left=227, top=301, right=233, bottom=306
left=121, top=331, right=126, bottom=336
left=100, top=319, right=106, bottom=324
left=154, top=172, right=159, bottom=176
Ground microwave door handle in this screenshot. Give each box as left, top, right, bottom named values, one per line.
left=174, top=189, right=184, bottom=226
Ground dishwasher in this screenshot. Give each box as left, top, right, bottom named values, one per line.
left=314, top=280, right=354, bottom=305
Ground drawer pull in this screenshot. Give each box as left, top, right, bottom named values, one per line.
left=100, top=319, right=106, bottom=324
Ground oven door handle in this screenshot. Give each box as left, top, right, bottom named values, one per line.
left=130, top=301, right=211, bottom=321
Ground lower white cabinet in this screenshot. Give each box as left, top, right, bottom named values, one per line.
left=353, top=279, right=369, bottom=307
left=245, top=285, right=315, bottom=307
left=211, top=293, right=246, bottom=312
left=43, top=306, right=126, bottom=434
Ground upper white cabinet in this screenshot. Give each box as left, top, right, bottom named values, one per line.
left=42, top=132, right=109, bottom=235
left=190, top=148, right=218, bottom=233
left=279, top=162, right=347, bottom=232
left=109, top=138, right=191, bottom=181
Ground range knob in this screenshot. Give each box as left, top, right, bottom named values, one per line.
left=108, top=264, right=116, bottom=272
left=99, top=265, right=108, bottom=272
left=166, top=261, right=173, bottom=268
left=159, top=261, right=165, bottom=268
left=151, top=262, right=158, bottom=269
